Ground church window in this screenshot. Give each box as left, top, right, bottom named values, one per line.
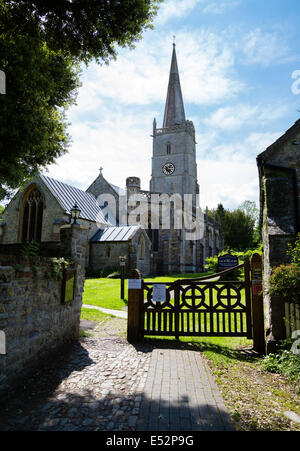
left=167, top=143, right=171, bottom=155
left=105, top=245, right=111, bottom=258
left=139, top=236, right=145, bottom=259
left=21, top=188, right=44, bottom=243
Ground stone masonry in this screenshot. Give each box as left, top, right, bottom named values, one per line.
left=257, top=118, right=300, bottom=352
left=0, top=224, right=88, bottom=396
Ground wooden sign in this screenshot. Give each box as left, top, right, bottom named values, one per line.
left=62, top=268, right=76, bottom=304
left=252, top=283, right=263, bottom=295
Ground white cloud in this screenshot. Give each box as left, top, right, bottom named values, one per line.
left=45, top=109, right=153, bottom=192
left=203, top=1, right=241, bottom=15
left=155, top=0, right=204, bottom=24
left=177, top=30, right=243, bottom=105
left=240, top=28, right=290, bottom=66
left=203, top=103, right=289, bottom=131
left=155, top=0, right=241, bottom=23
left=197, top=130, right=282, bottom=208
left=72, top=30, right=243, bottom=113
left=198, top=158, right=259, bottom=209
left=43, top=15, right=293, bottom=213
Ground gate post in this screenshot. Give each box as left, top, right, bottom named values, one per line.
left=251, top=253, right=266, bottom=354
left=127, top=269, right=144, bottom=343
left=244, top=257, right=252, bottom=339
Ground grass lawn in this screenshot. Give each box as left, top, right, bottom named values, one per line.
left=80, top=307, right=112, bottom=323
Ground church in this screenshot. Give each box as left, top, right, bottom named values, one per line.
left=0, top=44, right=222, bottom=276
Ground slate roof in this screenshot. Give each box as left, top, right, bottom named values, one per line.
left=109, top=183, right=126, bottom=197
left=39, top=175, right=109, bottom=224
left=257, top=118, right=300, bottom=161
left=91, top=225, right=140, bottom=242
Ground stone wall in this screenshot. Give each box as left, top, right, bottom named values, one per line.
left=90, top=241, right=129, bottom=272
left=257, top=120, right=300, bottom=352
left=89, top=229, right=151, bottom=277
left=0, top=224, right=87, bottom=397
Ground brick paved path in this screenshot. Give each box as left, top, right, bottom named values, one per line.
left=0, top=337, right=234, bottom=431
left=137, top=348, right=234, bottom=431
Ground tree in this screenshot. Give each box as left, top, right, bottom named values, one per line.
left=1, top=1, right=161, bottom=63
left=0, top=0, right=161, bottom=199
left=214, top=203, right=256, bottom=251
left=238, top=200, right=259, bottom=224
left=239, top=200, right=261, bottom=247
left=0, top=33, right=80, bottom=199
left=222, top=209, right=255, bottom=251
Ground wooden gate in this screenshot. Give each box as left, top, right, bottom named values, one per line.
left=142, top=259, right=252, bottom=339
left=127, top=254, right=266, bottom=353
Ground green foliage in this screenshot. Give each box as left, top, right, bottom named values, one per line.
left=287, top=233, right=300, bottom=267
left=106, top=271, right=122, bottom=279
left=214, top=202, right=261, bottom=251
left=268, top=264, right=300, bottom=306
left=0, top=204, right=5, bottom=224
left=0, top=30, right=80, bottom=199
left=86, top=266, right=123, bottom=279
left=261, top=350, right=300, bottom=383
left=0, top=0, right=160, bottom=199
left=3, top=0, right=161, bottom=64
left=44, top=257, right=69, bottom=281
left=20, top=241, right=40, bottom=258
left=205, top=248, right=263, bottom=275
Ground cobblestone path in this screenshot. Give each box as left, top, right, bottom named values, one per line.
left=0, top=337, right=152, bottom=431
left=0, top=337, right=234, bottom=431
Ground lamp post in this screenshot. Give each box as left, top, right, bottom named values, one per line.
left=119, top=255, right=126, bottom=300
left=70, top=202, right=81, bottom=225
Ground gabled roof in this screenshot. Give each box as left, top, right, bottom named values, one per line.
left=257, top=118, right=300, bottom=162
left=109, top=183, right=126, bottom=197
left=39, top=175, right=109, bottom=225
left=91, top=225, right=140, bottom=242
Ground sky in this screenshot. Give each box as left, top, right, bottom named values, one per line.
left=44, top=0, right=300, bottom=211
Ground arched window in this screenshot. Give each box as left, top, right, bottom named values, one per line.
left=21, top=187, right=44, bottom=243
left=167, top=143, right=171, bottom=155
left=105, top=245, right=111, bottom=258
left=138, top=236, right=145, bottom=259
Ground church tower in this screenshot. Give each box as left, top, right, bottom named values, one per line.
left=150, top=43, right=199, bottom=204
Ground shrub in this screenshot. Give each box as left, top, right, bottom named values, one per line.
left=205, top=248, right=263, bottom=280
left=268, top=264, right=300, bottom=307
left=287, top=233, right=300, bottom=267
left=106, top=271, right=121, bottom=279
left=261, top=349, right=300, bottom=383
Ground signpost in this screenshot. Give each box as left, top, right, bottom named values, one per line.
left=119, top=256, right=126, bottom=300
left=127, top=269, right=143, bottom=343
left=251, top=253, right=265, bottom=354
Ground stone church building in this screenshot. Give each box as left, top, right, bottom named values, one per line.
left=257, top=118, right=300, bottom=350
left=0, top=45, right=222, bottom=276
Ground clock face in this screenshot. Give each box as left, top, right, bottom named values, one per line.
left=163, top=162, right=175, bottom=175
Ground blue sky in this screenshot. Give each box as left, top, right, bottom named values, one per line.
left=45, top=0, right=300, bottom=210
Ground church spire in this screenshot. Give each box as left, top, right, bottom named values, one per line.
left=163, top=42, right=186, bottom=128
